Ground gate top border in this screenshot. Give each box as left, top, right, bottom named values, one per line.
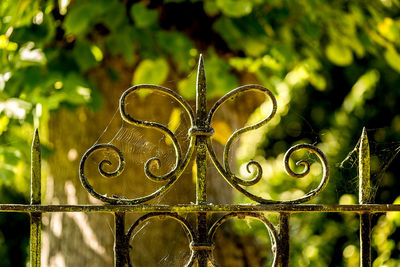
left=78, top=54, right=330, bottom=205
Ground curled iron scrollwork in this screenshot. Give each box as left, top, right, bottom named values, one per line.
left=207, top=85, right=329, bottom=204
left=282, top=143, right=330, bottom=203
left=120, top=84, right=195, bottom=182
left=79, top=84, right=197, bottom=204
left=208, top=213, right=279, bottom=267
left=79, top=55, right=330, bottom=205
left=79, top=143, right=126, bottom=204
left=125, top=212, right=196, bottom=267
left=207, top=84, right=277, bottom=187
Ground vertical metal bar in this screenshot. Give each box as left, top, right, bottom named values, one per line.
left=30, top=129, right=41, bottom=267
left=195, top=141, right=207, bottom=204
left=195, top=54, right=208, bottom=205
left=195, top=54, right=209, bottom=267
left=360, top=213, right=371, bottom=267
left=196, top=213, right=209, bottom=267
left=279, top=213, right=290, bottom=267
left=31, top=129, right=41, bottom=205
left=359, top=127, right=371, bottom=267
left=114, top=212, right=126, bottom=267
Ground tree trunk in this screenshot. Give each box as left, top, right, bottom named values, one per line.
left=43, top=57, right=267, bottom=266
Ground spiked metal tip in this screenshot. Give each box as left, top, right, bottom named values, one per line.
left=359, top=126, right=370, bottom=204
left=31, top=128, right=41, bottom=205
left=195, top=54, right=207, bottom=126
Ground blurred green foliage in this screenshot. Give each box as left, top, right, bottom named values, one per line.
left=1, top=0, right=400, bottom=266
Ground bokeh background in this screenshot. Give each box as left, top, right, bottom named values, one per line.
left=1, top=0, right=400, bottom=266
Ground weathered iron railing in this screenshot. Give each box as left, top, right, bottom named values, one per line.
left=0, top=55, right=397, bottom=266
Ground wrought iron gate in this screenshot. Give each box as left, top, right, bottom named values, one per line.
left=0, top=55, right=398, bottom=266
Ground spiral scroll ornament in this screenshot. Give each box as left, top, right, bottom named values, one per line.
left=79, top=84, right=196, bottom=204
left=79, top=55, right=329, bottom=205
left=79, top=144, right=126, bottom=204
left=207, top=84, right=277, bottom=188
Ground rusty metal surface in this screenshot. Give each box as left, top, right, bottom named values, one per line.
left=2, top=203, right=400, bottom=213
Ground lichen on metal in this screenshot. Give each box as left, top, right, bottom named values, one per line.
left=359, top=128, right=371, bottom=267
left=30, top=129, right=41, bottom=267
left=359, top=127, right=371, bottom=204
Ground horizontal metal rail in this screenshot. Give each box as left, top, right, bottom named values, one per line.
left=1, top=204, right=400, bottom=213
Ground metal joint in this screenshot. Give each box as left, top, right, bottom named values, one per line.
left=188, top=126, right=215, bottom=137
left=190, top=242, right=215, bottom=251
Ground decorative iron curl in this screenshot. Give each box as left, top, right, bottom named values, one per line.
left=208, top=212, right=278, bottom=267
left=283, top=143, right=330, bottom=203
left=125, top=212, right=196, bottom=267
left=79, top=84, right=197, bottom=204
left=79, top=143, right=126, bottom=203
left=120, top=84, right=195, bottom=182
left=207, top=84, right=277, bottom=187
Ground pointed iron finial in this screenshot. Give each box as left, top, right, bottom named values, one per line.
left=196, top=54, right=207, bottom=127
left=31, top=128, right=41, bottom=205
left=359, top=127, right=370, bottom=204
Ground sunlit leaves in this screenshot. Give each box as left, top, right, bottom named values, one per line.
left=130, top=2, right=158, bottom=28
left=0, top=35, right=18, bottom=51
left=72, top=41, right=98, bottom=71
left=156, top=31, right=195, bottom=72
left=178, top=51, right=238, bottom=99
left=206, top=54, right=238, bottom=98
left=214, top=16, right=268, bottom=57
left=101, top=0, right=126, bottom=31
left=384, top=48, right=400, bottom=73
left=177, top=73, right=196, bottom=99
left=133, top=58, right=169, bottom=85
left=63, top=3, right=95, bottom=35
left=63, top=0, right=110, bottom=35
left=213, top=17, right=243, bottom=51
left=106, top=25, right=136, bottom=63
left=215, top=0, right=253, bottom=18
left=378, top=17, right=400, bottom=43
left=0, top=99, right=31, bottom=120
left=325, top=43, right=353, bottom=66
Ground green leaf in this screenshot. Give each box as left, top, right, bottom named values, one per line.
left=204, top=0, right=220, bottom=17
left=177, top=73, right=197, bottom=99
left=133, top=59, right=169, bottom=85
left=62, top=73, right=92, bottom=105
left=243, top=38, right=267, bottom=57
left=204, top=52, right=238, bottom=98
left=216, top=0, right=253, bottom=18
left=106, top=26, right=136, bottom=63
left=72, top=41, right=98, bottom=71
left=102, top=1, right=127, bottom=31
left=130, top=3, right=158, bottom=28
left=156, top=31, right=194, bottom=72
left=213, top=17, right=243, bottom=51
left=384, top=48, right=400, bottom=73
left=325, top=43, right=353, bottom=66
left=63, top=3, right=96, bottom=35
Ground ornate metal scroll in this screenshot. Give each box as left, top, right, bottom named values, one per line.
left=78, top=54, right=330, bottom=266
left=79, top=55, right=330, bottom=205
left=121, top=212, right=278, bottom=267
